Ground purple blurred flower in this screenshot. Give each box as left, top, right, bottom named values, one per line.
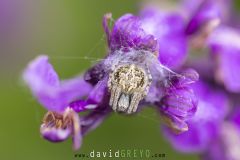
left=163, top=81, right=229, bottom=153
left=208, top=26, right=240, bottom=93
left=183, top=0, right=231, bottom=35
left=182, top=0, right=240, bottom=93
left=203, top=109, right=240, bottom=160
left=159, top=0, right=240, bottom=159
left=181, top=0, right=233, bottom=50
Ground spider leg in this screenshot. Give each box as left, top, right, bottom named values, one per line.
left=127, top=92, right=141, bottom=114
left=111, top=86, right=121, bottom=112
left=132, top=94, right=141, bottom=113
left=109, top=85, right=116, bottom=107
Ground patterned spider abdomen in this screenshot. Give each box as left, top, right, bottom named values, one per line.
left=108, top=64, right=152, bottom=114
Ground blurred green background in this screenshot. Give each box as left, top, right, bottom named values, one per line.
left=1, top=0, right=239, bottom=160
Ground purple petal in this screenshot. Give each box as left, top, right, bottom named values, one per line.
left=108, top=14, right=158, bottom=53
left=81, top=108, right=110, bottom=136
left=84, top=62, right=106, bottom=85
left=191, top=81, right=229, bottom=121
left=23, top=55, right=93, bottom=112
left=230, top=108, right=240, bottom=130
left=87, top=78, right=108, bottom=103
left=158, top=35, right=187, bottom=68
left=208, top=27, right=240, bottom=92
left=141, top=8, right=188, bottom=68
left=40, top=125, right=71, bottom=142
left=69, top=100, right=97, bottom=113
left=182, top=0, right=205, bottom=14
left=160, top=87, right=198, bottom=122
left=69, top=78, right=107, bottom=112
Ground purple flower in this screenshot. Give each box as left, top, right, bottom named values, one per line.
left=207, top=26, right=240, bottom=93
left=163, top=81, right=229, bottom=153
left=157, top=69, right=199, bottom=133
left=203, top=109, right=240, bottom=160
left=23, top=56, right=110, bottom=150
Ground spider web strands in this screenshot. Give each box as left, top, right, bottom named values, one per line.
left=49, top=56, right=104, bottom=64
left=47, top=14, right=153, bottom=64
left=48, top=32, right=108, bottom=64
left=54, top=15, right=116, bottom=63
left=84, top=33, right=107, bottom=58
